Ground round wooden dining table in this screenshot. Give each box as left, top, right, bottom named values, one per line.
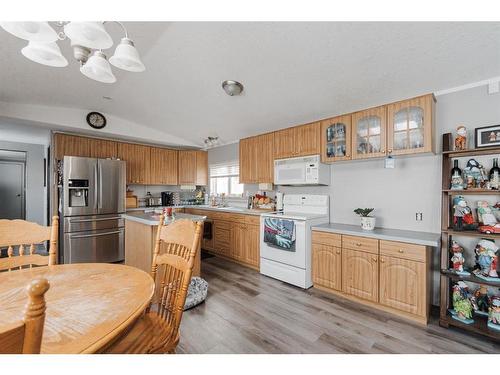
left=0, top=263, right=155, bottom=354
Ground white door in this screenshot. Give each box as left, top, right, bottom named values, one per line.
left=260, top=217, right=306, bottom=268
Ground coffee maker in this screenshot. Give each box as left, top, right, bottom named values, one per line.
left=161, top=191, right=174, bottom=206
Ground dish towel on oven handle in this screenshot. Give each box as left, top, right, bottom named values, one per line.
left=263, top=217, right=296, bottom=251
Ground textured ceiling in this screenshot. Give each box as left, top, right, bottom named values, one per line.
left=1, top=22, right=499, bottom=146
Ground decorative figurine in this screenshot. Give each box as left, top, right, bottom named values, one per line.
left=488, top=296, right=500, bottom=331
left=471, top=285, right=491, bottom=316
left=453, top=196, right=477, bottom=231
left=463, top=159, right=486, bottom=189
left=473, top=239, right=500, bottom=281
left=451, top=281, right=474, bottom=324
left=477, top=201, right=498, bottom=225
left=449, top=240, right=470, bottom=276
left=490, top=132, right=497, bottom=142
left=451, top=175, right=465, bottom=190
left=455, top=125, right=467, bottom=151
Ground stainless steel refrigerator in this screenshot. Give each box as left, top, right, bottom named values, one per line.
left=60, top=156, right=126, bottom=264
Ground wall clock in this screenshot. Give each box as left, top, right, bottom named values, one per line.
left=86, top=112, right=107, bottom=129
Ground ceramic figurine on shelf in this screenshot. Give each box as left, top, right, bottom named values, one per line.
left=473, top=239, right=500, bottom=281
left=488, top=296, right=500, bottom=331
left=449, top=240, right=470, bottom=276
left=477, top=201, right=498, bottom=226
left=472, top=285, right=491, bottom=316
left=455, top=125, right=467, bottom=151
left=490, top=132, right=497, bottom=142
left=453, top=196, right=477, bottom=231
left=463, top=159, right=485, bottom=189
left=451, top=175, right=464, bottom=190
left=451, top=281, right=474, bottom=324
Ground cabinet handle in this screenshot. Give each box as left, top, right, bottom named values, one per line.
left=381, top=149, right=385, bottom=153
left=380, top=258, right=385, bottom=263
left=388, top=149, right=393, bottom=153
left=336, top=250, right=341, bottom=254
left=355, top=242, right=362, bottom=246
left=372, top=257, right=377, bottom=263
left=398, top=249, right=404, bottom=253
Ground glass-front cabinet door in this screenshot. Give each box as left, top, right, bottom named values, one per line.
left=321, top=115, right=351, bottom=162
left=351, top=106, right=387, bottom=159
left=387, top=94, right=434, bottom=155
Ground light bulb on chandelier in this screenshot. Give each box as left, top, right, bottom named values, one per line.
left=0, top=21, right=145, bottom=83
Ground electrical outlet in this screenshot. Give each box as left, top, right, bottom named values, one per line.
left=416, top=212, right=423, bottom=221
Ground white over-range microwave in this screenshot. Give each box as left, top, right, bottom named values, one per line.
left=274, top=155, right=330, bottom=186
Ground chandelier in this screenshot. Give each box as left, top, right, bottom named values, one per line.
left=0, top=21, right=145, bottom=83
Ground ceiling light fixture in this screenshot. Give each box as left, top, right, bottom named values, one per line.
left=0, top=21, right=145, bottom=84
left=222, top=80, right=244, bottom=96
left=204, top=136, right=220, bottom=148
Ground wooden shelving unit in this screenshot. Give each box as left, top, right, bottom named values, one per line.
left=440, top=143, right=500, bottom=341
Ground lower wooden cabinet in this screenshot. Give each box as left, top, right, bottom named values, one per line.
left=311, top=230, right=430, bottom=324
left=185, top=209, right=260, bottom=270
left=312, top=243, right=342, bottom=291
left=379, top=256, right=426, bottom=316
left=342, top=249, right=379, bottom=303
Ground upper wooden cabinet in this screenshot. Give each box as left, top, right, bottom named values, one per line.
left=117, top=143, right=151, bottom=185
left=321, top=115, right=352, bottom=163
left=351, top=105, right=387, bottom=160
left=274, top=122, right=320, bottom=159
left=387, top=94, right=435, bottom=156
left=54, top=134, right=91, bottom=160
left=89, top=138, right=118, bottom=159
left=178, top=150, right=208, bottom=186
left=239, top=132, right=274, bottom=184
left=150, top=147, right=178, bottom=185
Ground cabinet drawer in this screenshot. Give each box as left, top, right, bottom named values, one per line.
left=342, top=235, right=378, bottom=254
left=244, top=215, right=260, bottom=225
left=380, top=240, right=427, bottom=262
left=312, top=231, right=341, bottom=247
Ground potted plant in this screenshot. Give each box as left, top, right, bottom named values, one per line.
left=354, top=208, right=375, bottom=230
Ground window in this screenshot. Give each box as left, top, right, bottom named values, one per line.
left=209, top=161, right=244, bottom=197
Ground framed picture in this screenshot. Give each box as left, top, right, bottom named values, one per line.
left=475, top=124, right=500, bottom=148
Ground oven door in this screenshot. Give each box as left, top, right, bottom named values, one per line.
left=260, top=216, right=306, bottom=268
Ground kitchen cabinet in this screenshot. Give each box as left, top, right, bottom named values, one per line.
left=311, top=231, right=431, bottom=324
left=321, top=115, right=352, bottom=163
left=54, top=133, right=91, bottom=160
left=117, top=143, right=151, bottom=185
left=387, top=94, right=435, bottom=156
left=178, top=150, right=208, bottom=186
left=150, top=147, right=178, bottom=185
left=274, top=122, right=320, bottom=159
left=342, top=248, right=379, bottom=302
left=239, top=132, right=274, bottom=184
left=195, top=150, right=208, bottom=186
left=379, top=256, right=426, bottom=316
left=184, top=209, right=260, bottom=270
left=312, top=243, right=342, bottom=291
left=89, top=138, right=118, bottom=159
left=351, top=105, right=387, bottom=160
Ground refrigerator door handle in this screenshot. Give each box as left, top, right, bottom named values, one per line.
left=98, top=161, right=102, bottom=211
left=94, top=164, right=99, bottom=210
left=69, top=216, right=122, bottom=223
left=70, top=230, right=121, bottom=239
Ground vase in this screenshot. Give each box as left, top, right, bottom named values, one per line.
left=361, top=216, right=376, bottom=231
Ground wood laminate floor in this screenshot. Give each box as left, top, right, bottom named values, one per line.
left=177, top=255, right=500, bottom=354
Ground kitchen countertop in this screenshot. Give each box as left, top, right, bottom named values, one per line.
left=311, top=223, right=440, bottom=247
left=127, top=205, right=270, bottom=216
left=122, top=211, right=206, bottom=226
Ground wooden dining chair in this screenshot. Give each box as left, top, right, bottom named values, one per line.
left=0, top=216, right=58, bottom=272
left=104, top=216, right=203, bottom=354
left=0, top=278, right=50, bottom=354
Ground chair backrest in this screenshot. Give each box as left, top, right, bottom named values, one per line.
left=0, top=216, right=58, bottom=272
left=149, top=216, right=203, bottom=338
left=0, top=278, right=50, bottom=354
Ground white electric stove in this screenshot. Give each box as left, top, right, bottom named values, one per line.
left=260, top=194, right=329, bottom=288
